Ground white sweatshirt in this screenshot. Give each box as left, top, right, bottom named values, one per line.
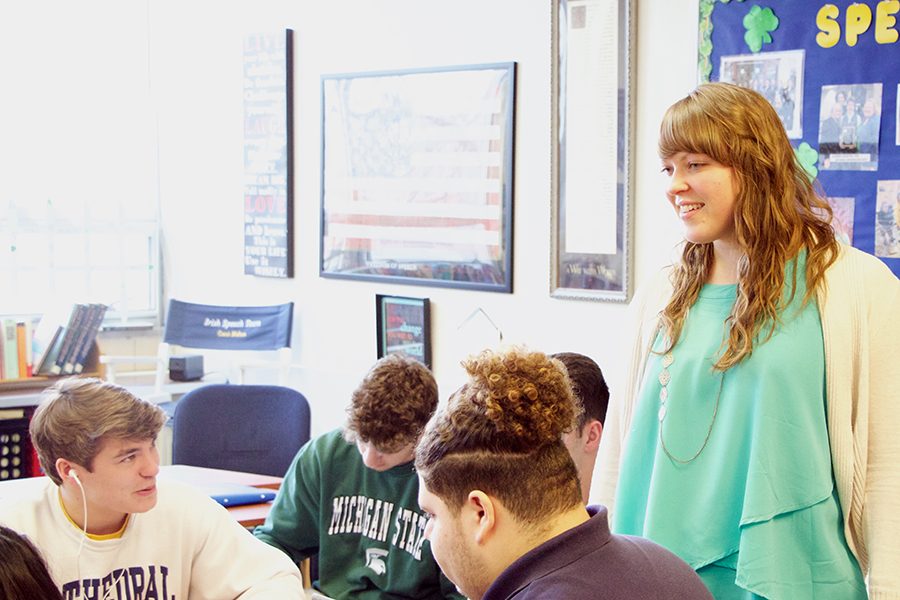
left=0, top=479, right=303, bottom=600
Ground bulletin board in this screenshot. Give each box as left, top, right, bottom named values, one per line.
left=699, top=0, right=900, bottom=277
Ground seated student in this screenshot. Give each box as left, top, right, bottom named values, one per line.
left=0, top=525, right=63, bottom=600
left=254, top=354, right=463, bottom=600
left=0, top=377, right=303, bottom=600
left=415, top=347, right=712, bottom=600
left=551, top=351, right=608, bottom=503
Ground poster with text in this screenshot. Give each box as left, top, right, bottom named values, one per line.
left=243, top=29, right=293, bottom=278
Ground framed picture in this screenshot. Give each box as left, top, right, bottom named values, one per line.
left=321, top=63, right=516, bottom=293
left=243, top=29, right=294, bottom=278
left=551, top=0, right=635, bottom=302
left=375, top=294, right=431, bottom=367
left=817, top=83, right=882, bottom=172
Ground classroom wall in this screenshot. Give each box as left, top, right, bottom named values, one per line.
left=140, top=0, right=701, bottom=437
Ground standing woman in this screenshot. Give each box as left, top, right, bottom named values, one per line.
left=595, top=82, right=899, bottom=599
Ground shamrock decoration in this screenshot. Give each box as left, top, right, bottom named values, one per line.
left=795, top=142, right=819, bottom=181
left=743, top=5, right=779, bottom=52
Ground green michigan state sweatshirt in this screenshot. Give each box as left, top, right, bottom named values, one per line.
left=254, top=429, right=463, bottom=600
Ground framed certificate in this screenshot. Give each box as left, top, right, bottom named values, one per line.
left=551, top=0, right=634, bottom=301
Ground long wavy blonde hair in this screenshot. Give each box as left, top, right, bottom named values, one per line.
left=658, top=82, right=839, bottom=370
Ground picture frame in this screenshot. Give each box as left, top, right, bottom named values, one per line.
left=375, top=294, right=431, bottom=367
left=550, top=0, right=635, bottom=302
left=320, top=63, right=516, bottom=293
left=242, top=29, right=294, bottom=278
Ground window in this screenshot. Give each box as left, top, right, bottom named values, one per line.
left=0, top=2, right=160, bottom=325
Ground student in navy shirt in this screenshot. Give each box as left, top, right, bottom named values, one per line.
left=415, top=347, right=712, bottom=600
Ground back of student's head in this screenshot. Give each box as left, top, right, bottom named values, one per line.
left=0, top=526, right=64, bottom=600
left=550, top=352, right=609, bottom=428
left=415, top=347, right=582, bottom=525
left=30, top=377, right=167, bottom=485
left=343, top=354, right=438, bottom=452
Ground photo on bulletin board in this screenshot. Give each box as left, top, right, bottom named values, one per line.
left=719, top=49, right=804, bottom=139
left=896, top=84, right=900, bottom=146
left=698, top=0, right=900, bottom=278
left=825, top=196, right=856, bottom=245
left=875, top=180, right=900, bottom=258
left=817, top=83, right=882, bottom=172
left=375, top=294, right=431, bottom=368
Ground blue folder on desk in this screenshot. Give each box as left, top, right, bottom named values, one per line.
left=196, top=482, right=277, bottom=507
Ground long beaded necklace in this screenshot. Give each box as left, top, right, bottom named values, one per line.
left=656, top=351, right=725, bottom=464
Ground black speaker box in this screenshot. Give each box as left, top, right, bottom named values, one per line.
left=169, top=354, right=204, bottom=381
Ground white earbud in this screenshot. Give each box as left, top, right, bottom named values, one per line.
left=70, top=470, right=81, bottom=484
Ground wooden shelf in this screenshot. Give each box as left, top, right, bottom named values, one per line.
left=0, top=344, right=101, bottom=396
left=0, top=372, right=102, bottom=393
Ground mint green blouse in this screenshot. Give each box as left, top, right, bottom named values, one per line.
left=613, top=255, right=866, bottom=599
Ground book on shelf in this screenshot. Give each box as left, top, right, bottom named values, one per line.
left=24, top=320, right=34, bottom=377
left=34, top=324, right=66, bottom=376
left=50, top=304, right=88, bottom=376
left=1, top=319, right=18, bottom=380
left=68, top=303, right=107, bottom=374
left=16, top=322, right=28, bottom=378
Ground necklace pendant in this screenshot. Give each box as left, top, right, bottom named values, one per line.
left=662, top=352, right=674, bottom=367
left=658, top=405, right=667, bottom=421
left=658, top=369, right=671, bottom=386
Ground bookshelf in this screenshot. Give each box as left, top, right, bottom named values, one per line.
left=0, top=344, right=102, bottom=401
left=0, top=344, right=102, bottom=388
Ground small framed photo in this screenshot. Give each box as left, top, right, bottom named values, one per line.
left=375, top=294, right=431, bottom=367
left=817, top=82, right=882, bottom=172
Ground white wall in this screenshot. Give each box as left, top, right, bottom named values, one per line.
left=140, top=0, right=700, bottom=437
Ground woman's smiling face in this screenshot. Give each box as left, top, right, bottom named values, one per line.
left=661, top=151, right=738, bottom=250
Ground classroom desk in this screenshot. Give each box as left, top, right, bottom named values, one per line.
left=0, top=464, right=282, bottom=528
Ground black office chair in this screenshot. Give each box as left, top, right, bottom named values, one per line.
left=171, top=383, right=311, bottom=477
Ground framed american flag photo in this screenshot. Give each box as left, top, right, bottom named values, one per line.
left=320, top=63, right=516, bottom=292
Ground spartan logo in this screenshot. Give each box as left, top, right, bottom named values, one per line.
left=365, top=548, right=389, bottom=575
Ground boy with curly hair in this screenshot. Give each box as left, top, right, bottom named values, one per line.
left=415, top=347, right=712, bottom=600
left=255, top=354, right=462, bottom=600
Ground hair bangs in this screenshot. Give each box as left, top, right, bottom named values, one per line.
left=658, top=96, right=732, bottom=164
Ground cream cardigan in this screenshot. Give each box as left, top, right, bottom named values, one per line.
left=594, top=245, right=900, bottom=599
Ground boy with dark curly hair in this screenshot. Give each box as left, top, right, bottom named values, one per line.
left=415, top=347, right=712, bottom=600
left=255, top=354, right=462, bottom=600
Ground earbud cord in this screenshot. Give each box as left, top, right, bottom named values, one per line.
left=71, top=473, right=88, bottom=584
left=71, top=474, right=128, bottom=600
